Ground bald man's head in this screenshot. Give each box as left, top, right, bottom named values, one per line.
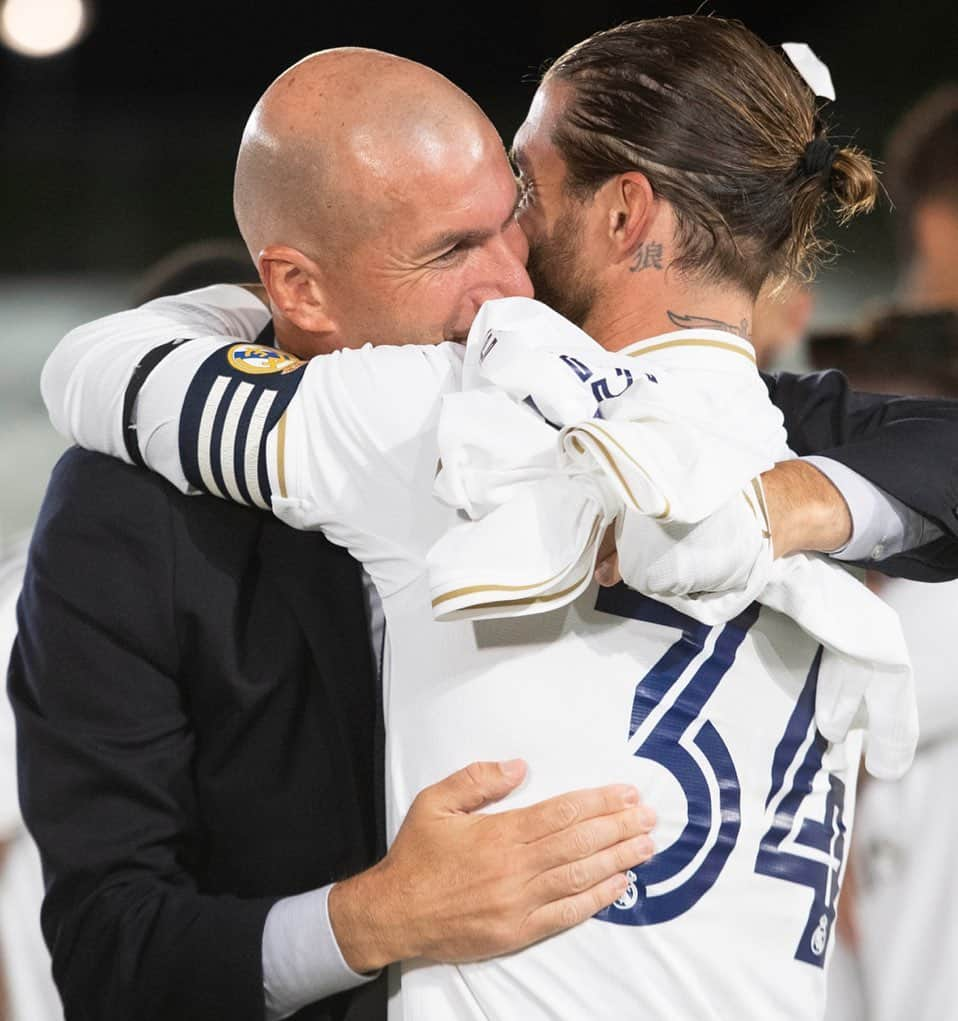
left=234, top=48, right=496, bottom=262
left=233, top=47, right=532, bottom=356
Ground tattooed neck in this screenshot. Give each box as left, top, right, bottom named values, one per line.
left=629, top=241, right=664, bottom=273
left=667, top=310, right=750, bottom=339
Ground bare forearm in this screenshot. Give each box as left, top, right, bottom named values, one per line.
left=762, top=459, right=852, bottom=559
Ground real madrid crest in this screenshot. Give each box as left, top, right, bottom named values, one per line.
left=227, top=344, right=304, bottom=375
left=613, top=870, right=640, bottom=911
left=810, top=914, right=829, bottom=957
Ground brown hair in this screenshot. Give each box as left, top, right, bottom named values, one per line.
left=544, top=16, right=878, bottom=296
left=886, top=85, right=958, bottom=256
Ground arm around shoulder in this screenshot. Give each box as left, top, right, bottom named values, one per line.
left=765, top=368, right=958, bottom=573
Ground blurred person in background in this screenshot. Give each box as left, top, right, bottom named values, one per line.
left=888, top=85, right=958, bottom=312
left=133, top=238, right=256, bottom=306
left=751, top=279, right=815, bottom=370
left=821, top=85, right=958, bottom=1021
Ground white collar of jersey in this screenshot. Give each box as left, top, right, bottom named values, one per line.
left=618, top=328, right=757, bottom=367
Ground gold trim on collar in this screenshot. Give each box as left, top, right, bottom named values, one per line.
left=625, top=336, right=756, bottom=365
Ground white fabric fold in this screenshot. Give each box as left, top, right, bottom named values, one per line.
left=426, top=297, right=916, bottom=780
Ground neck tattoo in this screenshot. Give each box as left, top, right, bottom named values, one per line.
left=667, top=310, right=750, bottom=339
left=629, top=241, right=664, bottom=273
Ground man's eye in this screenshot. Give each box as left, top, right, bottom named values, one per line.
left=433, top=243, right=466, bottom=264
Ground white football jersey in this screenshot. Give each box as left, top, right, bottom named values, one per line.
left=46, top=286, right=861, bottom=1020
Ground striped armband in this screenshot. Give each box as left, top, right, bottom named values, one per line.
left=179, top=342, right=305, bottom=510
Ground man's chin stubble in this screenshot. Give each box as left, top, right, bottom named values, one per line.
left=527, top=262, right=594, bottom=329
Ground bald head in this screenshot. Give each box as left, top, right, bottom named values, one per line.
left=234, top=48, right=499, bottom=264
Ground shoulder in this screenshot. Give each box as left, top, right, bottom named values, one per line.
left=762, top=368, right=848, bottom=407
left=38, top=447, right=189, bottom=549
left=26, top=450, right=267, bottom=642
left=35, top=448, right=261, bottom=563
left=48, top=445, right=173, bottom=500
left=300, top=341, right=463, bottom=394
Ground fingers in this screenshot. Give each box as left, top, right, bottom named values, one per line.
left=594, top=551, right=621, bottom=587
left=530, top=830, right=655, bottom=905
left=526, top=805, right=656, bottom=873
left=505, top=784, right=642, bottom=844
left=523, top=871, right=635, bottom=946
left=597, top=523, right=617, bottom=562
left=423, top=759, right=528, bottom=815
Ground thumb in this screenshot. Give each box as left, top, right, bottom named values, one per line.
left=426, top=759, right=527, bottom=815
left=595, top=552, right=621, bottom=588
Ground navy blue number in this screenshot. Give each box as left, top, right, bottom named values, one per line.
left=596, top=585, right=849, bottom=965
left=557, top=354, right=636, bottom=404
left=754, top=646, right=848, bottom=966
left=594, top=586, right=759, bottom=925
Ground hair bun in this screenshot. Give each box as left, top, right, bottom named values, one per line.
left=799, top=137, right=840, bottom=183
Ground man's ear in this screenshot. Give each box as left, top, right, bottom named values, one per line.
left=258, top=245, right=338, bottom=334
left=606, top=172, right=657, bottom=263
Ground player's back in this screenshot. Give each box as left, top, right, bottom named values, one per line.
left=385, top=576, right=858, bottom=1021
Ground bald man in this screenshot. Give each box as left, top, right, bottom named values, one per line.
left=16, top=43, right=958, bottom=1021
left=231, top=49, right=533, bottom=352
left=11, top=53, right=659, bottom=1021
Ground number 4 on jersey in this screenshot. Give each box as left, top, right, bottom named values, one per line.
left=756, top=646, right=848, bottom=967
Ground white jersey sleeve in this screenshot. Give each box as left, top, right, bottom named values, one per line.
left=42, top=284, right=273, bottom=490
left=43, top=284, right=463, bottom=596
left=263, top=344, right=462, bottom=594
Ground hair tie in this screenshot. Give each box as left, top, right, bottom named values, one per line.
left=800, top=137, right=839, bottom=183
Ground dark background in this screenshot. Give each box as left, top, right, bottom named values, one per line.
left=3, top=0, right=956, bottom=276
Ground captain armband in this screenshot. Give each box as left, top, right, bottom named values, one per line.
left=179, top=343, right=305, bottom=509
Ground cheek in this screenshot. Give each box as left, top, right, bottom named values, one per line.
left=395, top=273, right=473, bottom=342
left=507, top=221, right=530, bottom=265
left=517, top=207, right=544, bottom=248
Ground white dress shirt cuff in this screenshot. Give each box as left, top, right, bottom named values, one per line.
left=803, top=455, right=943, bottom=562
left=262, top=883, right=380, bottom=1021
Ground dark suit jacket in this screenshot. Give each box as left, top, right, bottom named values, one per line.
left=765, top=368, right=958, bottom=581
left=8, top=448, right=386, bottom=1021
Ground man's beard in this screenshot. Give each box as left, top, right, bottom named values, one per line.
left=525, top=207, right=598, bottom=329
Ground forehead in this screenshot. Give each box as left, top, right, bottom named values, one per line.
left=407, top=134, right=514, bottom=218
left=355, top=128, right=519, bottom=257
left=512, top=81, right=568, bottom=175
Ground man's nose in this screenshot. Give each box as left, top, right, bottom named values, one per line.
left=489, top=224, right=534, bottom=299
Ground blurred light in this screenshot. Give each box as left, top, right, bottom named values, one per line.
left=0, top=0, right=89, bottom=58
